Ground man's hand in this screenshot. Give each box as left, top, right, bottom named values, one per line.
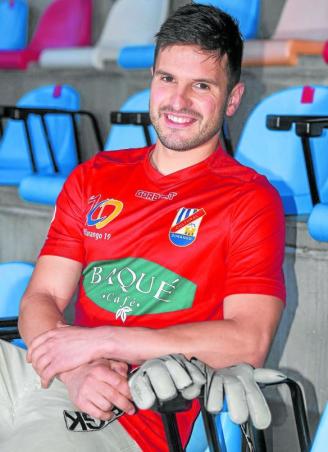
left=27, top=322, right=105, bottom=387
left=129, top=354, right=206, bottom=410
left=198, top=362, right=286, bottom=429
left=60, top=359, right=136, bottom=421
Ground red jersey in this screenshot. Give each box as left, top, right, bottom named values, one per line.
left=40, top=145, right=286, bottom=451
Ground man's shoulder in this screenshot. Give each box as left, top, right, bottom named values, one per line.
left=211, top=150, right=275, bottom=190
left=83, top=146, right=151, bottom=170
left=209, top=150, right=282, bottom=208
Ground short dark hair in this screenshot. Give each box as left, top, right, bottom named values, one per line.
left=154, top=3, right=243, bottom=91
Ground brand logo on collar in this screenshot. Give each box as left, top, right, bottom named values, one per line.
left=135, top=190, right=177, bottom=202
left=169, top=207, right=206, bottom=247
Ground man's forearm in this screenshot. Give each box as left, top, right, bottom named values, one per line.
left=18, top=292, right=66, bottom=347
left=98, top=319, right=270, bottom=369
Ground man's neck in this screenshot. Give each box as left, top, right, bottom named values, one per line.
left=150, top=139, right=220, bottom=175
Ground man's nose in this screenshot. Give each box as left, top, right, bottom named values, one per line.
left=169, top=85, right=192, bottom=111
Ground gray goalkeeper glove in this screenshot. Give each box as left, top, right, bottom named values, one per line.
left=129, top=354, right=206, bottom=410
left=195, top=362, right=287, bottom=430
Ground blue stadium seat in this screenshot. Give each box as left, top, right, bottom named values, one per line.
left=105, top=89, right=156, bottom=150
left=0, top=261, right=34, bottom=349
left=235, top=85, right=328, bottom=215
left=0, top=0, right=29, bottom=50
left=118, top=0, right=260, bottom=70
left=194, top=0, right=261, bottom=39
left=186, top=406, right=241, bottom=451
left=0, top=84, right=80, bottom=186
left=311, top=403, right=328, bottom=452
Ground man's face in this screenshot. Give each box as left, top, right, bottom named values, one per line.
left=150, top=44, right=240, bottom=153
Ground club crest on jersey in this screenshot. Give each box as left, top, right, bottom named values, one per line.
left=169, top=207, right=206, bottom=247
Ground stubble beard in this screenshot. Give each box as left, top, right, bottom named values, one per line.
left=150, top=110, right=222, bottom=152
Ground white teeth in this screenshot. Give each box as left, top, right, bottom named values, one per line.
left=167, top=114, right=192, bottom=124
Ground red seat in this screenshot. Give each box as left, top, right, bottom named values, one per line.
left=0, top=0, right=92, bottom=70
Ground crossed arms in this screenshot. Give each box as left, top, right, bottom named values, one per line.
left=18, top=255, right=283, bottom=420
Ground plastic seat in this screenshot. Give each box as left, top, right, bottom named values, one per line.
left=194, top=0, right=260, bottom=39
left=105, top=89, right=156, bottom=150
left=186, top=407, right=241, bottom=451
left=323, top=41, right=328, bottom=63
left=0, top=84, right=80, bottom=185
left=0, top=0, right=92, bottom=70
left=243, top=0, right=327, bottom=66
left=0, top=0, right=29, bottom=50
left=0, top=262, right=34, bottom=317
left=0, top=261, right=34, bottom=348
left=234, top=85, right=328, bottom=215
left=311, top=403, right=328, bottom=452
left=118, top=0, right=259, bottom=70
left=39, top=0, right=169, bottom=70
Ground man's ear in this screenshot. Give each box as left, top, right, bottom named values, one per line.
left=225, top=82, right=245, bottom=117
left=150, top=66, right=154, bottom=76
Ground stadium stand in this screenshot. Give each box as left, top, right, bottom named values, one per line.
left=118, top=0, right=260, bottom=69
left=0, top=261, right=34, bottom=348
left=0, top=84, right=80, bottom=185
left=195, top=0, right=261, bottom=39
left=0, top=0, right=92, bottom=69
left=0, top=0, right=29, bottom=50
left=234, top=85, right=328, bottom=215
left=39, top=0, right=169, bottom=70
left=243, top=0, right=328, bottom=66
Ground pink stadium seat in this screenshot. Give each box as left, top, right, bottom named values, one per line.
left=0, top=0, right=92, bottom=70
left=323, top=41, right=328, bottom=63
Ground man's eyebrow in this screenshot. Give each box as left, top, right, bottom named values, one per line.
left=193, top=77, right=219, bottom=86
left=154, top=69, right=173, bottom=77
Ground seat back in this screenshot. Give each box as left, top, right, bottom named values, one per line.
left=235, top=85, right=328, bottom=215
left=0, top=0, right=29, bottom=50
left=105, top=89, right=156, bottom=150
left=29, top=0, right=92, bottom=52
left=273, top=0, right=328, bottom=40
left=194, top=0, right=261, bottom=39
left=0, top=262, right=34, bottom=317
left=311, top=403, right=328, bottom=452
left=0, top=84, right=80, bottom=178
left=98, top=0, right=169, bottom=49
left=186, top=408, right=241, bottom=451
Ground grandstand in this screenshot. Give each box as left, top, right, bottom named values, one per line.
left=0, top=1, right=328, bottom=450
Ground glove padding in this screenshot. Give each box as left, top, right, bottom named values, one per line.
left=197, top=362, right=287, bottom=430
left=129, top=354, right=206, bottom=410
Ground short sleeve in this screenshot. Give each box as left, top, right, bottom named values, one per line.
left=39, top=164, right=87, bottom=263
left=224, top=177, right=286, bottom=302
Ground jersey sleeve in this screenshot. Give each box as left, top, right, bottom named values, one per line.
left=224, top=177, right=286, bottom=302
left=39, top=164, right=87, bottom=263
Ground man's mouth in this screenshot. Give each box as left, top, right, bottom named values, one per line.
left=164, top=112, right=198, bottom=127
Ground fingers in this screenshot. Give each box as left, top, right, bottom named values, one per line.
left=129, top=371, right=157, bottom=409
left=254, top=368, right=287, bottom=385
left=242, top=375, right=271, bottom=429
left=129, top=354, right=207, bottom=410
left=71, top=363, right=136, bottom=420
left=110, top=360, right=129, bottom=378
left=224, top=375, right=249, bottom=424
left=204, top=371, right=223, bottom=413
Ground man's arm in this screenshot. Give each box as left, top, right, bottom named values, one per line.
left=28, top=293, right=283, bottom=386
left=99, top=293, right=283, bottom=368
left=19, top=255, right=135, bottom=418
left=18, top=255, right=82, bottom=346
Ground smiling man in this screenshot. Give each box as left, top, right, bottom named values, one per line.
left=0, top=4, right=285, bottom=452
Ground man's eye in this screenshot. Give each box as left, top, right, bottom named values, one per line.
left=195, top=82, right=209, bottom=90
left=161, top=75, right=174, bottom=82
